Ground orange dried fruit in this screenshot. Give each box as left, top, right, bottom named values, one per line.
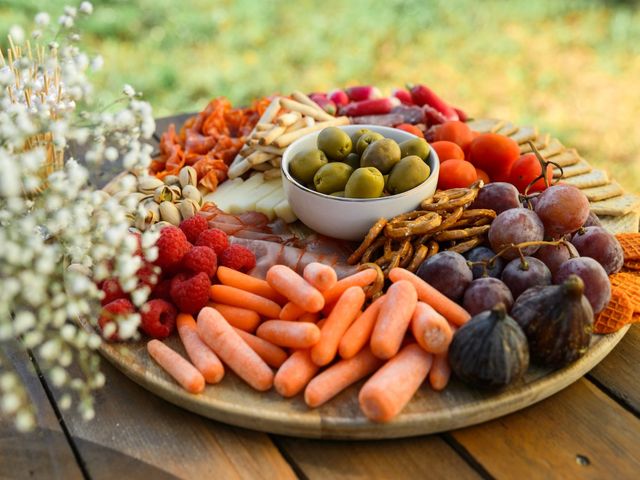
left=593, top=287, right=634, bottom=334
left=615, top=233, right=640, bottom=261
left=609, top=272, right=640, bottom=312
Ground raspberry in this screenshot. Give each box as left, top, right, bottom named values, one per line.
left=137, top=262, right=159, bottom=289
left=150, top=278, right=172, bottom=302
left=180, top=214, right=209, bottom=244
left=98, top=298, right=135, bottom=341
left=196, top=228, right=229, bottom=256
left=100, top=278, right=127, bottom=306
left=170, top=272, right=211, bottom=315
left=154, top=226, right=190, bottom=271
left=139, top=299, right=177, bottom=339
left=219, top=245, right=256, bottom=273
left=183, top=246, right=218, bottom=278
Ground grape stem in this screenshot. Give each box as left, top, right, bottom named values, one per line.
left=521, top=141, right=564, bottom=199
left=484, top=238, right=575, bottom=271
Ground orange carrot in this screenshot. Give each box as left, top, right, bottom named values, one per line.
left=197, top=307, right=274, bottom=391
left=216, top=266, right=286, bottom=304
left=303, top=262, right=338, bottom=292
left=429, top=353, right=451, bottom=391
left=298, top=312, right=320, bottom=323
left=210, top=284, right=281, bottom=319
left=370, top=280, right=418, bottom=360
left=311, top=286, right=365, bottom=366
left=411, top=302, right=453, bottom=354
left=256, top=320, right=321, bottom=349
left=209, top=302, right=261, bottom=333
left=147, top=339, right=205, bottom=394
left=304, top=347, right=383, bottom=408
left=388, top=268, right=471, bottom=326
left=339, top=296, right=385, bottom=360
left=322, top=268, right=378, bottom=309
left=266, top=265, right=325, bottom=313
left=358, top=343, right=433, bottom=422
left=279, top=301, right=306, bottom=321
left=273, top=349, right=319, bottom=397
left=233, top=327, right=288, bottom=368
left=176, top=314, right=225, bottom=384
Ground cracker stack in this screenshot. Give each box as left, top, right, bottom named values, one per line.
left=466, top=119, right=640, bottom=234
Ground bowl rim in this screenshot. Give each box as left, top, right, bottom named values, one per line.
left=281, top=124, right=440, bottom=203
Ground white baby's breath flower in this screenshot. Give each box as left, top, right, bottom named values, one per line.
left=9, top=25, right=25, bottom=44
left=122, top=84, right=136, bottom=97
left=58, top=15, right=74, bottom=29
left=35, top=12, right=50, bottom=26
left=79, top=2, right=94, bottom=15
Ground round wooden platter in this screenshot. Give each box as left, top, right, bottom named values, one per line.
left=92, top=322, right=629, bottom=440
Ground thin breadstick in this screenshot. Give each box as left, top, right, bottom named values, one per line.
left=248, top=138, right=260, bottom=147
left=228, top=158, right=252, bottom=179
left=269, top=157, right=282, bottom=168
left=255, top=123, right=274, bottom=131
left=304, top=116, right=315, bottom=128
left=276, top=111, right=301, bottom=127
left=255, top=145, right=286, bottom=156
left=273, top=117, right=349, bottom=148
left=264, top=168, right=282, bottom=179
left=246, top=150, right=275, bottom=166
left=259, top=97, right=282, bottom=124
left=285, top=118, right=307, bottom=133
left=252, top=162, right=271, bottom=172
left=280, top=97, right=333, bottom=122
left=291, top=91, right=333, bottom=118
left=239, top=145, right=255, bottom=158
left=260, top=125, right=287, bottom=146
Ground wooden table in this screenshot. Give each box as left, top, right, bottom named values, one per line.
left=2, top=114, right=639, bottom=480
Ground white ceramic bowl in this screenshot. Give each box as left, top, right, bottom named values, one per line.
left=281, top=125, right=440, bottom=241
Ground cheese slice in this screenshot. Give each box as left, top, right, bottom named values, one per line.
left=256, top=186, right=285, bottom=221
left=228, top=179, right=281, bottom=214
left=274, top=198, right=297, bottom=223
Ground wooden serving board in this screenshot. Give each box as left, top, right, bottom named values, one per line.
left=90, top=321, right=629, bottom=440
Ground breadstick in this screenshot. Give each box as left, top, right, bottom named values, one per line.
left=260, top=125, right=287, bottom=146
left=255, top=123, right=274, bottom=131
left=273, top=117, right=350, bottom=148
left=304, top=116, right=316, bottom=128
left=280, top=97, right=333, bottom=122
left=259, top=97, right=282, bottom=124
left=264, top=168, right=282, bottom=179
left=228, top=157, right=252, bottom=179
left=291, top=91, right=333, bottom=118
left=276, top=111, right=301, bottom=127
left=285, top=118, right=307, bottom=133
left=246, top=150, right=274, bottom=166
left=255, top=145, right=286, bottom=156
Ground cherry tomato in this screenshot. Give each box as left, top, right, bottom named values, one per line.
left=509, top=153, right=553, bottom=193
left=464, top=131, right=481, bottom=160
left=395, top=123, right=424, bottom=138
left=438, top=159, right=478, bottom=190
left=431, top=141, right=465, bottom=161
left=433, top=121, right=474, bottom=151
left=475, top=167, right=491, bottom=184
left=468, top=133, right=520, bottom=179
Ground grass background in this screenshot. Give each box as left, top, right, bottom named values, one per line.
left=1, top=0, right=639, bottom=189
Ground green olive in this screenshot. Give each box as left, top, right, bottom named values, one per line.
left=313, top=162, right=354, bottom=194
left=360, top=138, right=401, bottom=174
left=350, top=128, right=373, bottom=147
left=317, top=127, right=352, bottom=161
left=330, top=191, right=345, bottom=197
left=355, top=131, right=384, bottom=155
left=289, top=149, right=328, bottom=185
left=387, top=155, right=431, bottom=194
left=345, top=167, right=385, bottom=198
left=342, top=153, right=361, bottom=170
left=399, top=138, right=431, bottom=160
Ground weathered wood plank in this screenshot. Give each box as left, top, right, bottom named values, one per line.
left=452, top=379, right=640, bottom=479
left=0, top=342, right=83, bottom=480
left=274, top=435, right=480, bottom=480
left=153, top=113, right=195, bottom=142
left=589, top=324, right=640, bottom=415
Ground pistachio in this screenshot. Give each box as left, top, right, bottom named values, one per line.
left=159, top=201, right=181, bottom=226
left=163, top=174, right=180, bottom=186
left=141, top=197, right=159, bottom=210
left=179, top=166, right=198, bottom=188
left=177, top=198, right=200, bottom=220
left=134, top=206, right=158, bottom=231
left=137, top=176, right=165, bottom=194
left=168, top=185, right=182, bottom=201
left=154, top=185, right=179, bottom=203
left=181, top=184, right=202, bottom=204
left=122, top=192, right=146, bottom=210
left=150, top=221, right=173, bottom=232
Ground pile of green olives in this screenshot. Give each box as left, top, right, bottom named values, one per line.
left=288, top=127, right=432, bottom=199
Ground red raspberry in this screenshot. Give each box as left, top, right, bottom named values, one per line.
left=154, top=226, right=190, bottom=271
left=196, top=228, right=229, bottom=256
left=183, top=246, right=217, bottom=278
left=150, top=278, right=172, bottom=302
left=219, top=245, right=256, bottom=273
left=170, top=272, right=211, bottom=315
left=98, top=298, right=135, bottom=341
left=137, top=262, right=159, bottom=289
left=139, top=299, right=177, bottom=339
left=100, top=278, right=127, bottom=306
left=180, top=214, right=209, bottom=244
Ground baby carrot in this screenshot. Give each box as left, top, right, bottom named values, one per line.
left=210, top=284, right=281, bottom=319
left=370, top=280, right=418, bottom=360
left=429, top=353, right=451, bottom=391
left=322, top=268, right=378, bottom=306
left=197, top=307, right=274, bottom=391
left=358, top=343, right=433, bottom=422
left=311, top=286, right=365, bottom=367
left=303, top=262, right=338, bottom=292
left=233, top=327, right=288, bottom=368
left=298, top=312, right=320, bottom=323
left=411, top=302, right=453, bottom=355
left=279, top=301, right=306, bottom=321
left=388, top=268, right=471, bottom=326
left=209, top=303, right=261, bottom=333
left=177, top=314, right=225, bottom=384
left=266, top=265, right=325, bottom=313
left=273, top=350, right=320, bottom=397
left=216, top=266, right=286, bottom=304
left=256, top=320, right=321, bottom=349
left=147, top=339, right=205, bottom=394
left=339, top=296, right=385, bottom=360
left=304, top=347, right=383, bottom=408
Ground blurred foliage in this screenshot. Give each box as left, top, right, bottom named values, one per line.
left=1, top=0, right=639, bottom=188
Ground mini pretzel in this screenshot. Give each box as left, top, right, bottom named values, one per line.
left=434, top=225, right=491, bottom=242
left=420, top=181, right=483, bottom=212
left=361, top=236, right=386, bottom=264
left=431, top=206, right=464, bottom=233
left=452, top=209, right=497, bottom=229
left=385, top=211, right=442, bottom=238
left=358, top=263, right=385, bottom=299
left=447, top=236, right=483, bottom=254
left=399, top=241, right=415, bottom=269
left=347, top=218, right=387, bottom=265
left=407, top=244, right=428, bottom=272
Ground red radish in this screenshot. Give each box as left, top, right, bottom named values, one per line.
left=409, top=84, right=458, bottom=121
left=308, top=92, right=327, bottom=100
left=423, top=105, right=449, bottom=126
left=340, top=97, right=399, bottom=117
left=454, top=107, right=468, bottom=122
left=312, top=96, right=337, bottom=115
left=392, top=87, right=413, bottom=105
left=345, top=85, right=381, bottom=102
left=328, top=89, right=349, bottom=106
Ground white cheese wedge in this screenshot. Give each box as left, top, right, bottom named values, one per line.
left=255, top=186, right=285, bottom=221
left=206, top=173, right=264, bottom=212
left=203, top=178, right=242, bottom=206
left=228, top=179, right=282, bottom=214
left=274, top=198, right=297, bottom=223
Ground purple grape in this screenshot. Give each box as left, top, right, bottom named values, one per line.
left=535, top=184, right=590, bottom=237
left=488, top=208, right=545, bottom=260
left=521, top=194, right=540, bottom=210
left=554, top=257, right=611, bottom=314
left=534, top=242, right=579, bottom=275
left=416, top=251, right=472, bottom=301
left=583, top=211, right=602, bottom=228
left=471, top=182, right=520, bottom=214
left=571, top=227, right=623, bottom=274
left=501, top=257, right=552, bottom=299
left=463, top=277, right=514, bottom=316
left=464, top=246, right=505, bottom=279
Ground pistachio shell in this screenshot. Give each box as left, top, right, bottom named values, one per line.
left=137, top=176, right=165, bottom=194
left=177, top=198, right=200, bottom=220
left=163, top=174, right=180, bottom=186
left=122, top=192, right=146, bottom=210
left=141, top=197, right=159, bottom=210
left=150, top=221, right=173, bottom=232
left=179, top=166, right=198, bottom=188
left=134, top=207, right=158, bottom=231
left=154, top=185, right=179, bottom=203
left=168, top=185, right=182, bottom=201
left=159, top=201, right=181, bottom=226
left=181, top=184, right=202, bottom=204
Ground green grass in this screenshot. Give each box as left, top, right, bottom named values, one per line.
left=1, top=0, right=639, bottom=189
